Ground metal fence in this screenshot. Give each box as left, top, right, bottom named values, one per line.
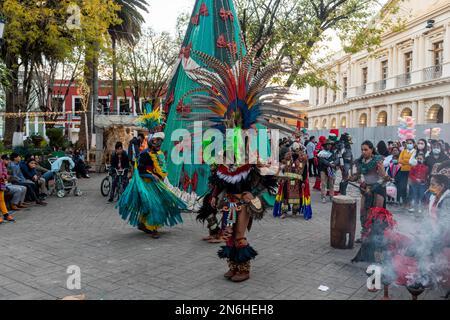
left=308, top=123, right=450, bottom=158
left=374, top=79, right=387, bottom=92
left=424, top=65, right=442, bottom=81
left=397, top=73, right=411, bottom=87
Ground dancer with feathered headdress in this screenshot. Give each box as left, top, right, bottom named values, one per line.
left=116, top=106, right=187, bottom=238
left=179, top=39, right=298, bottom=282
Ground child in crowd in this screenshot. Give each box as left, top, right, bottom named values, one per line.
left=408, top=152, right=428, bottom=214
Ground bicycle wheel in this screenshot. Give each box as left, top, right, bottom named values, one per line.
left=115, top=177, right=123, bottom=201
left=101, top=177, right=111, bottom=197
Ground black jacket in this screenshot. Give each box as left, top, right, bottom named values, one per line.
left=425, top=153, right=449, bottom=173
left=111, top=152, right=130, bottom=171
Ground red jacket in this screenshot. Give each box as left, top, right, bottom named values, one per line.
left=409, top=164, right=428, bottom=184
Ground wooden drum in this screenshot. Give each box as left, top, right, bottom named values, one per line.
left=330, top=195, right=357, bottom=249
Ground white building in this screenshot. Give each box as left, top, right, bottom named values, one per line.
left=308, top=0, right=450, bottom=130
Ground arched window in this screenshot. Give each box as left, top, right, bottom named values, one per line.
left=314, top=119, right=319, bottom=130
left=340, top=117, right=347, bottom=128
left=331, top=118, right=337, bottom=128
left=322, top=118, right=327, bottom=129
left=359, top=113, right=368, bottom=128
left=400, top=107, right=412, bottom=118
left=377, top=111, right=388, bottom=127
left=427, top=105, right=443, bottom=124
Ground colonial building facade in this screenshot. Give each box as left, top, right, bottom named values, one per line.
left=308, top=0, right=450, bottom=130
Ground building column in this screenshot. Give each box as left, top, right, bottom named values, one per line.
left=412, top=101, right=419, bottom=121
left=34, top=116, right=38, bottom=134
left=391, top=103, right=398, bottom=126
left=418, top=35, right=425, bottom=70
left=443, top=24, right=450, bottom=77
left=393, top=45, right=399, bottom=76
left=352, top=110, right=357, bottom=128
left=310, top=87, right=316, bottom=106
left=25, top=113, right=30, bottom=137
left=412, top=36, right=422, bottom=83
left=417, top=100, right=426, bottom=125
left=443, top=96, right=450, bottom=123
left=370, top=106, right=377, bottom=127
left=387, top=105, right=391, bottom=126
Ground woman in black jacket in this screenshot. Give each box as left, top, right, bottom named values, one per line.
left=425, top=140, right=449, bottom=174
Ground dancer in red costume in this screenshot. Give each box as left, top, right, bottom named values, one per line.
left=313, top=136, right=326, bottom=191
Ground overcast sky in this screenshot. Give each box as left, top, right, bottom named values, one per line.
left=143, top=0, right=193, bottom=33
left=141, top=0, right=391, bottom=101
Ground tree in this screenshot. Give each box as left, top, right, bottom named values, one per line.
left=32, top=51, right=84, bottom=129
left=0, top=0, right=121, bottom=145
left=114, top=28, right=179, bottom=114
left=236, top=0, right=404, bottom=88
left=108, top=0, right=149, bottom=114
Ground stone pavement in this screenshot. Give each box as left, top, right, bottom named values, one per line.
left=0, top=174, right=446, bottom=300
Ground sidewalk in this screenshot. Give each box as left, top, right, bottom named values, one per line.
left=0, top=175, right=445, bottom=300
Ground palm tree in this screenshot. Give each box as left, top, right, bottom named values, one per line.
left=109, top=0, right=148, bottom=115
left=79, top=0, right=148, bottom=152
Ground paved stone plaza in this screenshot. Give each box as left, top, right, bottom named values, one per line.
left=0, top=175, right=445, bottom=300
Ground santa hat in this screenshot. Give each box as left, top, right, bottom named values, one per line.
left=329, top=129, right=339, bottom=142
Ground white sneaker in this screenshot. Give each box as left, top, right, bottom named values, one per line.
left=322, top=197, right=326, bottom=203
left=408, top=208, right=415, bottom=213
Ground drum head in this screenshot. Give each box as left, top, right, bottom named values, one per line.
left=332, top=195, right=356, bottom=204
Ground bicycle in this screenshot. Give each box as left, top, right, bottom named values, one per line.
left=101, top=167, right=127, bottom=201
left=100, top=165, right=112, bottom=197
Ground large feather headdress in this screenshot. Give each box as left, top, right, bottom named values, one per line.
left=178, top=40, right=299, bottom=135
left=137, top=104, right=163, bottom=133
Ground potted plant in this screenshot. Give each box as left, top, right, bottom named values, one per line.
left=30, top=133, right=44, bottom=148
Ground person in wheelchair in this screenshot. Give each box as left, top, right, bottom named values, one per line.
left=108, top=142, right=130, bottom=202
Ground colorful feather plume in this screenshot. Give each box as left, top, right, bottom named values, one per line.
left=178, top=40, right=299, bottom=134
left=138, top=106, right=162, bottom=132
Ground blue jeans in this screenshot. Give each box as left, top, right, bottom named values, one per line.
left=42, top=171, right=55, bottom=182
left=409, top=183, right=427, bottom=207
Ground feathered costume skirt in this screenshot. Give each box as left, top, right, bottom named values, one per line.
left=116, top=168, right=186, bottom=229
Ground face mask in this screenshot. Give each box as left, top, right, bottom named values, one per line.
left=407, top=144, right=414, bottom=150
left=429, top=186, right=441, bottom=195
left=392, top=160, right=398, bottom=164
left=433, top=148, right=441, bottom=155
left=417, top=160, right=423, bottom=164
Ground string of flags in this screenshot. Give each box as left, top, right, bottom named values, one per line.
left=0, top=110, right=87, bottom=118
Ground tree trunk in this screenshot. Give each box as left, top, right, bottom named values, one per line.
left=92, top=44, right=99, bottom=139
left=3, top=54, right=19, bottom=146
left=112, top=37, right=118, bottom=114
left=79, top=60, right=93, bottom=152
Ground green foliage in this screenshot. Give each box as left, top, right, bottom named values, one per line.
left=0, top=141, right=7, bottom=155
left=46, top=128, right=65, bottom=149
left=236, top=0, right=403, bottom=88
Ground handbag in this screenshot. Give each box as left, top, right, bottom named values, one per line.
left=247, top=196, right=265, bottom=220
